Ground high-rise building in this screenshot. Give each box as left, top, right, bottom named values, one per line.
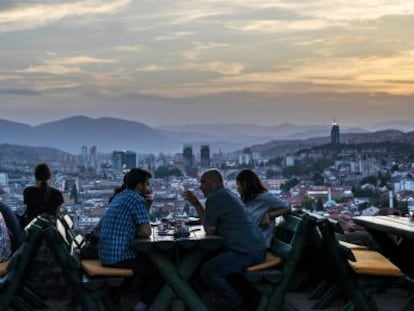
left=330, top=120, right=340, bottom=144
left=125, top=151, right=137, bottom=169
left=111, top=150, right=137, bottom=171
left=183, top=144, right=193, bottom=173
left=89, top=145, right=97, bottom=170
left=200, top=145, right=210, bottom=168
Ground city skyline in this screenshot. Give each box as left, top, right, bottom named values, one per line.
left=1, top=1, right=414, bottom=127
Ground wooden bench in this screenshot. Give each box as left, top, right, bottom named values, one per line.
left=81, top=259, right=133, bottom=277
left=348, top=249, right=402, bottom=277
left=56, top=215, right=134, bottom=309
left=339, top=240, right=368, bottom=250
left=242, top=214, right=312, bottom=311
left=0, top=260, right=9, bottom=277
left=314, top=217, right=404, bottom=311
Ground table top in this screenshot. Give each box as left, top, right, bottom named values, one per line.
left=131, top=225, right=223, bottom=252
left=353, top=215, right=414, bottom=239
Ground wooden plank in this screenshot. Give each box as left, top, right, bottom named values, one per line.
left=353, top=216, right=414, bottom=239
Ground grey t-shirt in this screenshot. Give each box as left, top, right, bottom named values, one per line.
left=204, top=186, right=266, bottom=263
left=245, top=192, right=288, bottom=248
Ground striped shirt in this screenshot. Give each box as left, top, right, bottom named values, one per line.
left=98, top=189, right=150, bottom=265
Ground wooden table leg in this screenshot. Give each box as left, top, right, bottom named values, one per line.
left=147, top=249, right=208, bottom=311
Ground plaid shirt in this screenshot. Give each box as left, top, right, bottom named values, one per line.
left=98, top=189, right=150, bottom=265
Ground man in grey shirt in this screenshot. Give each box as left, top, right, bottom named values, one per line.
left=184, top=169, right=266, bottom=310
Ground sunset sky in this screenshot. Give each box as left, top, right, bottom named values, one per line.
left=1, top=1, right=414, bottom=127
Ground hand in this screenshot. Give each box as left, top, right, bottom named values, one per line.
left=144, top=193, right=154, bottom=210
left=183, top=190, right=200, bottom=206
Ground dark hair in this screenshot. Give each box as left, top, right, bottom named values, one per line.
left=108, top=171, right=129, bottom=203
left=35, top=163, right=51, bottom=189
left=126, top=168, right=152, bottom=190
left=236, top=169, right=267, bottom=203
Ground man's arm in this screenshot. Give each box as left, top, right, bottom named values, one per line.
left=136, top=223, right=152, bottom=238
left=183, top=190, right=217, bottom=234
left=183, top=190, right=205, bottom=222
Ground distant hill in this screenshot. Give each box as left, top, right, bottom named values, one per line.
left=1, top=115, right=412, bottom=155
left=0, top=143, right=76, bottom=168
left=0, top=116, right=179, bottom=154
left=248, top=129, right=414, bottom=157
left=157, top=123, right=367, bottom=146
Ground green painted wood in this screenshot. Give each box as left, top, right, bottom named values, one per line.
left=245, top=215, right=311, bottom=311
left=0, top=218, right=45, bottom=310
left=43, top=220, right=97, bottom=311
left=316, top=218, right=376, bottom=311
left=147, top=250, right=209, bottom=311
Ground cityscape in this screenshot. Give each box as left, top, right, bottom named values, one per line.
left=1, top=119, right=414, bottom=233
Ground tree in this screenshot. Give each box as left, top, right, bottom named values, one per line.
left=302, top=196, right=315, bottom=210
left=360, top=175, right=377, bottom=186
left=313, top=172, right=324, bottom=186
left=280, top=178, right=299, bottom=193
left=154, top=166, right=183, bottom=178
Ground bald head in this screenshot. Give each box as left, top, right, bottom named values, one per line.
left=199, top=169, right=223, bottom=196
left=202, top=169, right=223, bottom=184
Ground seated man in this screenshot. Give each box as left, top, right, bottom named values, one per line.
left=98, top=168, right=162, bottom=311
left=184, top=169, right=266, bottom=310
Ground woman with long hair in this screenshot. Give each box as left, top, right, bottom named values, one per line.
left=236, top=169, right=289, bottom=248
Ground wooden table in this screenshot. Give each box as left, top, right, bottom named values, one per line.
left=130, top=226, right=223, bottom=311
left=353, top=215, right=414, bottom=275
left=353, top=216, right=414, bottom=239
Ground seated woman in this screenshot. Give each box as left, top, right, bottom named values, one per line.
left=236, top=169, right=290, bottom=248
left=0, top=202, right=22, bottom=252
left=22, top=163, right=64, bottom=227
left=0, top=211, right=12, bottom=263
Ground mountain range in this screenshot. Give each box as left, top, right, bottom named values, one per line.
left=1, top=116, right=414, bottom=155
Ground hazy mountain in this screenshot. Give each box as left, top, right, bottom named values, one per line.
left=249, top=129, right=413, bottom=157
left=369, top=120, right=414, bottom=132
left=1, top=115, right=411, bottom=156
left=0, top=116, right=179, bottom=154
left=157, top=123, right=367, bottom=143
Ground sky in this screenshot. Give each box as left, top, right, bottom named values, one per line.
left=1, top=0, right=414, bottom=128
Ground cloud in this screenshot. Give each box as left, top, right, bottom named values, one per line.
left=47, top=56, right=117, bottom=65
left=24, top=65, right=82, bottom=75
left=0, top=0, right=131, bottom=32
left=188, top=61, right=245, bottom=75
left=182, top=41, right=232, bottom=61
left=154, top=31, right=192, bottom=41
left=0, top=88, right=40, bottom=95
left=228, top=19, right=337, bottom=33
left=114, top=45, right=143, bottom=52
left=136, top=65, right=167, bottom=72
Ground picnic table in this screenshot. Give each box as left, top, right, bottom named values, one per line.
left=130, top=225, right=223, bottom=311
left=353, top=215, right=414, bottom=275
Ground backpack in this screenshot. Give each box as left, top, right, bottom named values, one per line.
left=0, top=211, right=12, bottom=262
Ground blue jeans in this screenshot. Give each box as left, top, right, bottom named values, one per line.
left=200, top=251, right=253, bottom=308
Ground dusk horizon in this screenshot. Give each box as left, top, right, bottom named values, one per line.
left=1, top=1, right=414, bottom=127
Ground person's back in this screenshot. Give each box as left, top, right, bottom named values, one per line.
left=184, top=169, right=266, bottom=310
left=23, top=163, right=64, bottom=227
left=205, top=186, right=265, bottom=261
